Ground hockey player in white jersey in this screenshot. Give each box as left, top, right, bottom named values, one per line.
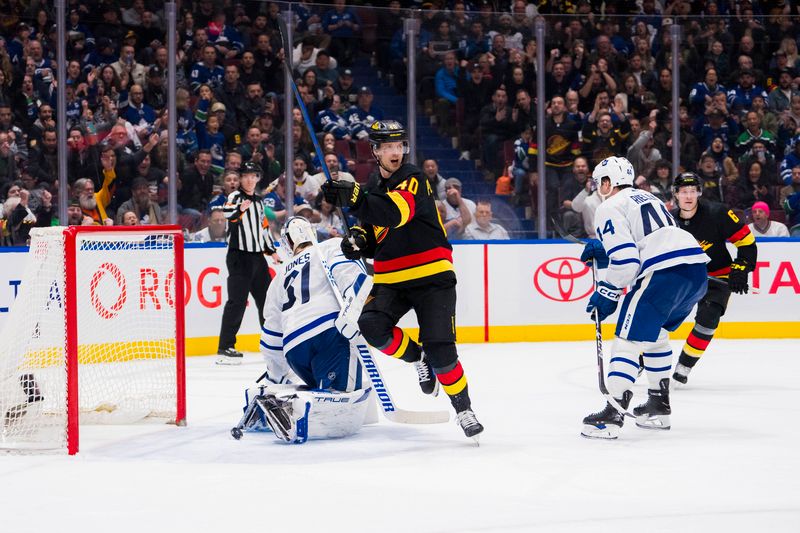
left=580, top=156, right=709, bottom=439
left=232, top=216, right=375, bottom=443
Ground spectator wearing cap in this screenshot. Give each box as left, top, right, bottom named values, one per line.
left=209, top=102, right=241, bottom=151
left=442, top=177, right=475, bottom=239
left=144, top=66, right=167, bottom=111
left=768, top=69, right=799, bottom=114
left=727, top=69, right=768, bottom=114
left=83, top=37, right=118, bottom=73
left=322, top=0, right=360, bottom=67
left=190, top=45, right=224, bottom=94
left=748, top=201, right=789, bottom=237
left=111, top=43, right=147, bottom=89
left=344, top=86, right=384, bottom=140
left=334, top=68, right=357, bottom=105
left=114, top=177, right=164, bottom=225
left=463, top=200, right=510, bottom=240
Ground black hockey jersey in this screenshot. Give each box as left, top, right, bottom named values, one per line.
left=671, top=200, right=757, bottom=277
left=352, top=163, right=455, bottom=287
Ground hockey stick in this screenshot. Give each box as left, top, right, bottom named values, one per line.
left=276, top=16, right=351, bottom=239
left=589, top=263, right=636, bottom=418
left=552, top=217, right=635, bottom=415
left=313, top=246, right=449, bottom=424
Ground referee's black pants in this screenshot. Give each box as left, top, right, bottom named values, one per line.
left=218, top=248, right=271, bottom=351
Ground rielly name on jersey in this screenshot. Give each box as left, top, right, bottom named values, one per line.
left=670, top=200, right=757, bottom=278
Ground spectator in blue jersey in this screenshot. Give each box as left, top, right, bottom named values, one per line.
left=195, top=96, right=226, bottom=179
left=727, top=69, right=768, bottom=114
left=121, top=84, right=157, bottom=135
left=206, top=11, right=244, bottom=60
left=174, top=88, right=199, bottom=158
left=190, top=45, right=224, bottom=94
left=434, top=52, right=460, bottom=139
left=322, top=0, right=360, bottom=67
left=693, top=105, right=739, bottom=153
left=316, top=94, right=351, bottom=140
left=464, top=20, right=490, bottom=61
left=344, top=86, right=383, bottom=141
left=264, top=174, right=316, bottom=224
left=208, top=170, right=240, bottom=211
left=688, top=68, right=725, bottom=116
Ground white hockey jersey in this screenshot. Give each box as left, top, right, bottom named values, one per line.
left=593, top=188, right=709, bottom=289
left=260, top=238, right=368, bottom=358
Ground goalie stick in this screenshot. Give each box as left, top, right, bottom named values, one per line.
left=314, top=247, right=449, bottom=425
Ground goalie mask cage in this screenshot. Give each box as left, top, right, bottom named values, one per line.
left=0, top=226, right=186, bottom=455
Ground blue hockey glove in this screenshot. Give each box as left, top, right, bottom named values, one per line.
left=586, top=281, right=621, bottom=322
left=580, top=239, right=609, bottom=269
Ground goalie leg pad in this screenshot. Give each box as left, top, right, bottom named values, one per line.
left=294, top=387, right=373, bottom=441
left=257, top=394, right=298, bottom=443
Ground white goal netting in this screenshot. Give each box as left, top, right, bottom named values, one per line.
left=0, top=227, right=184, bottom=453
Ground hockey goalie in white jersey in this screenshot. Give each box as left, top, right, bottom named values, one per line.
left=579, top=156, right=709, bottom=439
left=231, top=216, right=376, bottom=444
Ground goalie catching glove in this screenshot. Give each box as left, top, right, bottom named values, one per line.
left=728, top=258, right=750, bottom=294
left=321, top=180, right=365, bottom=209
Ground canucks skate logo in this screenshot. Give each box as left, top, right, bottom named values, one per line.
left=374, top=225, right=388, bottom=243
left=697, top=240, right=713, bottom=251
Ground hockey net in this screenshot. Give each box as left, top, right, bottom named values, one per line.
left=0, top=226, right=186, bottom=454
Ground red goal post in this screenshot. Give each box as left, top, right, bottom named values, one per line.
left=0, top=226, right=186, bottom=455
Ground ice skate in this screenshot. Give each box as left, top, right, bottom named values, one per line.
left=413, top=352, right=439, bottom=396
left=634, top=378, right=671, bottom=430
left=581, top=390, right=632, bottom=440
left=216, top=347, right=243, bottom=365
left=456, top=409, right=484, bottom=444
left=672, top=363, right=692, bottom=385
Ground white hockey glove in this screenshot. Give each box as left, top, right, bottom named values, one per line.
left=335, top=310, right=360, bottom=341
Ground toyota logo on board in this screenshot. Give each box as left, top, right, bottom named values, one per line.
left=533, top=257, right=593, bottom=302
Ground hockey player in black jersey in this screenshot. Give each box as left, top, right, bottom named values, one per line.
left=670, top=172, right=758, bottom=384
left=321, top=120, right=483, bottom=441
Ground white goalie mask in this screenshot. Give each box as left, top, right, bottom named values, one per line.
left=592, top=156, right=635, bottom=189
left=281, top=216, right=316, bottom=255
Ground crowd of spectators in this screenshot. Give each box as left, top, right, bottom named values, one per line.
left=1, top=1, right=799, bottom=246
left=381, top=0, right=800, bottom=237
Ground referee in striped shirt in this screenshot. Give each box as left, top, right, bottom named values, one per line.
left=217, top=161, right=275, bottom=364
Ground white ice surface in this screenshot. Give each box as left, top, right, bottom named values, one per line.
left=1, top=339, right=798, bottom=533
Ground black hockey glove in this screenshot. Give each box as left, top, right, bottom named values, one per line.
left=341, top=226, right=369, bottom=260
left=321, top=180, right=365, bottom=210
left=728, top=258, right=750, bottom=294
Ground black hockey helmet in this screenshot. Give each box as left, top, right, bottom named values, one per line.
left=241, top=161, right=262, bottom=178
left=368, top=120, right=408, bottom=147
left=672, top=172, right=703, bottom=194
